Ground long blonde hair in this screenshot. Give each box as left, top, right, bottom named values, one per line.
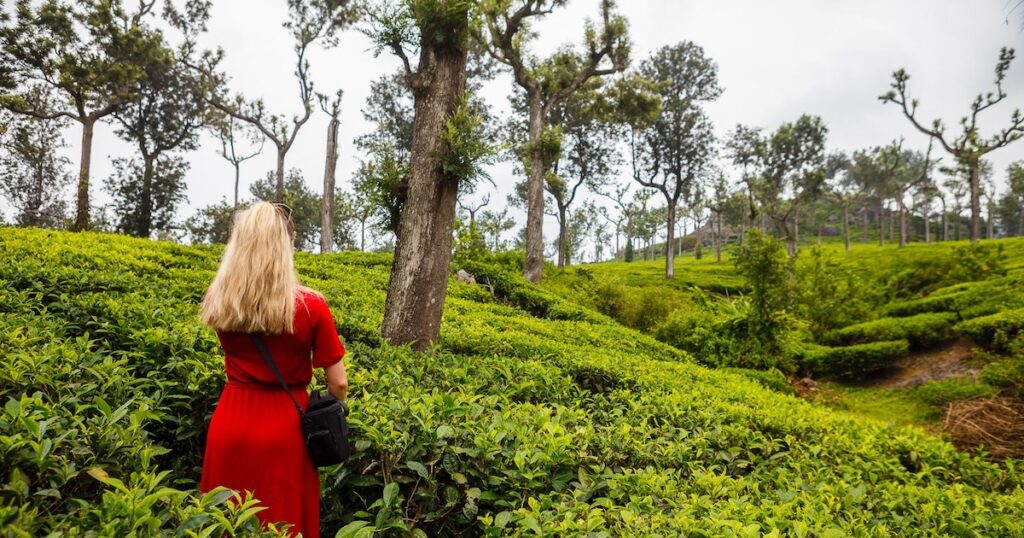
left=200, top=201, right=302, bottom=334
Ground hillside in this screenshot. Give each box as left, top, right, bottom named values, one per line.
left=2, top=227, right=1023, bottom=536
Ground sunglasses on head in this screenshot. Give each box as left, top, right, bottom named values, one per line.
left=272, top=202, right=293, bottom=219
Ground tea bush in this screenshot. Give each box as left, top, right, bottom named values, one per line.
left=956, top=308, right=1024, bottom=352
left=2, top=228, right=1024, bottom=536
left=824, top=312, right=958, bottom=350
left=799, top=340, right=910, bottom=379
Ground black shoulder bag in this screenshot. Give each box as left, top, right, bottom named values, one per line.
left=250, top=333, right=351, bottom=467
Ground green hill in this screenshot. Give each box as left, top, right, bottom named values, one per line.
left=2, top=227, right=1023, bottom=536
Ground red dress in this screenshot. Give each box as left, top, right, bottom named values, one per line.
left=201, top=289, right=346, bottom=538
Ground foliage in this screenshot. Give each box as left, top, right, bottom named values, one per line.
left=103, top=155, right=190, bottom=238
left=956, top=308, right=1024, bottom=352
left=250, top=168, right=322, bottom=250
left=825, top=312, right=958, bottom=350
left=793, top=247, right=877, bottom=342
left=912, top=379, right=998, bottom=408
left=799, top=340, right=910, bottom=380
left=4, top=228, right=1024, bottom=536
left=0, top=103, right=71, bottom=228
left=734, top=229, right=796, bottom=358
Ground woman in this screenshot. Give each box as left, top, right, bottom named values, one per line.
left=199, top=201, right=349, bottom=538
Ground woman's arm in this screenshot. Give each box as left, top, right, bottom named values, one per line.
left=324, top=360, right=348, bottom=400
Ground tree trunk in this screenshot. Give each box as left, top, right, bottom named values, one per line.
left=969, top=162, right=981, bottom=244
left=715, top=211, right=722, bottom=262
left=665, top=201, right=676, bottom=279
left=793, top=207, right=801, bottom=252
left=889, top=205, right=896, bottom=243
left=381, top=41, right=468, bottom=351
left=941, top=199, right=948, bottom=241
left=898, top=191, right=907, bottom=248
left=360, top=219, right=366, bottom=251
left=275, top=148, right=286, bottom=203
left=1019, top=196, right=1024, bottom=237
left=986, top=200, right=994, bottom=239
left=133, top=155, right=155, bottom=238
left=556, top=205, right=567, bottom=269
left=862, top=207, right=868, bottom=243
left=320, top=116, right=340, bottom=254
left=73, top=119, right=95, bottom=231
left=878, top=200, right=885, bottom=247
left=523, top=91, right=546, bottom=283
left=740, top=222, right=746, bottom=246
left=233, top=162, right=241, bottom=207
left=842, top=202, right=850, bottom=252
left=924, top=204, right=931, bottom=243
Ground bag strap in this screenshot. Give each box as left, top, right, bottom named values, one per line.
left=249, top=333, right=304, bottom=416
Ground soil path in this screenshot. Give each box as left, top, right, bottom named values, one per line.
left=857, top=338, right=979, bottom=389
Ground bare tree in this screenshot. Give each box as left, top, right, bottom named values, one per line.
left=319, top=90, right=343, bottom=253
left=881, top=47, right=1024, bottom=243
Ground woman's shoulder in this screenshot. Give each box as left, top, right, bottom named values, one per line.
left=297, top=286, right=329, bottom=309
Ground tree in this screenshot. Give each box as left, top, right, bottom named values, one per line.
left=104, top=156, right=189, bottom=237
left=250, top=168, right=321, bottom=250
left=0, top=0, right=165, bottom=230
left=545, top=82, right=619, bottom=268
left=365, top=0, right=493, bottom=350
left=201, top=0, right=356, bottom=202
left=881, top=47, right=1024, bottom=244
left=0, top=105, right=71, bottom=228
left=211, top=111, right=264, bottom=207
left=979, top=160, right=997, bottom=238
left=319, top=90, right=343, bottom=253
left=1004, top=161, right=1024, bottom=236
left=630, top=42, right=721, bottom=277
left=564, top=201, right=598, bottom=265
left=477, top=207, right=515, bottom=251
left=888, top=141, right=933, bottom=248
left=112, top=46, right=206, bottom=238
left=755, top=115, right=829, bottom=255
left=477, top=0, right=630, bottom=283
left=353, top=71, right=414, bottom=235
left=941, top=168, right=969, bottom=241
left=823, top=152, right=855, bottom=251
left=725, top=124, right=765, bottom=232
left=184, top=198, right=236, bottom=244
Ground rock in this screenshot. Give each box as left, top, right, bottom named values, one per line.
left=456, top=269, right=476, bottom=285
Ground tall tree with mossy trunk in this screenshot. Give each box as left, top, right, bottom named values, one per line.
left=0, top=0, right=166, bottom=231
left=881, top=47, right=1024, bottom=244
left=476, top=0, right=630, bottom=283
left=365, top=0, right=494, bottom=350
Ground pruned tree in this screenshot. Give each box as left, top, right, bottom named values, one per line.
left=476, top=0, right=630, bottom=283
left=881, top=47, right=1024, bottom=244
left=0, top=0, right=165, bottom=230
left=200, top=0, right=356, bottom=202
left=365, top=0, right=494, bottom=350
left=211, top=110, right=264, bottom=207
left=630, top=42, right=721, bottom=277
left=319, top=89, right=344, bottom=253
left=0, top=101, right=72, bottom=228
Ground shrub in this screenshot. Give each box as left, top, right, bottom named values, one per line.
left=956, top=308, right=1024, bottom=351
left=912, top=379, right=997, bottom=407
left=882, top=293, right=962, bottom=317
left=793, top=247, right=877, bottom=342
left=825, top=312, right=958, bottom=349
left=800, top=340, right=910, bottom=379
left=720, top=367, right=793, bottom=394
left=884, top=243, right=1006, bottom=297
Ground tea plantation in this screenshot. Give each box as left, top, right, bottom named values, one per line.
left=2, top=227, right=1023, bottom=536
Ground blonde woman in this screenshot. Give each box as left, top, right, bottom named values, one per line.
left=199, top=201, right=348, bottom=538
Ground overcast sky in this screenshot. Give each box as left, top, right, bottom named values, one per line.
left=20, top=0, right=1024, bottom=250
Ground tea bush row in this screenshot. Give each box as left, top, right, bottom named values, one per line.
left=3, top=228, right=1024, bottom=536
